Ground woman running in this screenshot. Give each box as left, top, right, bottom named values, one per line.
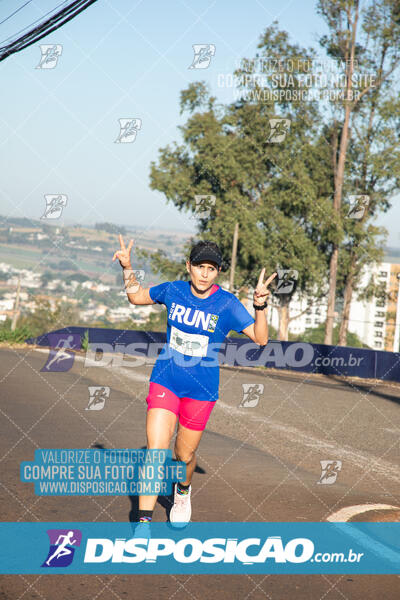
left=112, top=235, right=276, bottom=531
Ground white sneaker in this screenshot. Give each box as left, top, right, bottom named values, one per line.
left=169, top=483, right=192, bottom=527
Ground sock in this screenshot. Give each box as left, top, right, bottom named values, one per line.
left=138, top=509, right=153, bottom=522
left=177, top=481, right=190, bottom=495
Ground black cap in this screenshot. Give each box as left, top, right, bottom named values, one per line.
left=189, top=241, right=222, bottom=268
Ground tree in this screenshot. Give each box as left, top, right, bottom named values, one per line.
left=149, top=27, right=334, bottom=340
left=337, top=219, right=387, bottom=345
left=40, top=270, right=54, bottom=287
left=95, top=222, right=126, bottom=235
left=337, top=6, right=400, bottom=344
left=318, top=0, right=400, bottom=344
left=55, top=259, right=76, bottom=271
left=65, top=273, right=88, bottom=284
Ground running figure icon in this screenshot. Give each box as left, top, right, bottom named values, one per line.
left=45, top=531, right=77, bottom=566
left=45, top=335, right=74, bottom=370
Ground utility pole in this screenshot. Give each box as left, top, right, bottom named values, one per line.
left=11, top=276, right=21, bottom=331
left=229, top=222, right=239, bottom=293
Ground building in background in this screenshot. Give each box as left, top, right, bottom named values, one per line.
left=348, top=260, right=400, bottom=352
left=266, top=293, right=328, bottom=338
left=248, top=259, right=400, bottom=352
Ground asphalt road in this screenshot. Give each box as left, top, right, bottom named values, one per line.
left=0, top=345, right=399, bottom=599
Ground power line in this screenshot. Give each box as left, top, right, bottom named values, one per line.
left=0, top=1, right=33, bottom=28
left=0, top=0, right=99, bottom=63
left=0, top=0, right=69, bottom=46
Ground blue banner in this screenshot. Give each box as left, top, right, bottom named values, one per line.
left=26, top=327, right=400, bottom=383
left=0, top=522, right=399, bottom=574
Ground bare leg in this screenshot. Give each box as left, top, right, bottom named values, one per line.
left=174, top=423, right=205, bottom=485
left=138, top=407, right=177, bottom=511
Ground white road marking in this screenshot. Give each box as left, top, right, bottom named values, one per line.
left=327, top=504, right=400, bottom=522
left=382, top=428, right=400, bottom=435
left=216, top=399, right=400, bottom=483
left=33, top=348, right=400, bottom=483
left=327, top=504, right=400, bottom=568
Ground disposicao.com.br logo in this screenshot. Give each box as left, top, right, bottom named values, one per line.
left=83, top=535, right=364, bottom=566
left=1, top=522, right=396, bottom=575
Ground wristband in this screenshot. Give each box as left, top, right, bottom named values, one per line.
left=253, top=301, right=268, bottom=310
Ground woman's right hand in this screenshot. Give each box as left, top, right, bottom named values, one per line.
left=112, top=234, right=134, bottom=269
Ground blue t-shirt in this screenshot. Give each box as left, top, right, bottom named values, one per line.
left=148, top=280, right=255, bottom=401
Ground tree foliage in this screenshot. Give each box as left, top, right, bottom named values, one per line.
left=147, top=4, right=399, bottom=346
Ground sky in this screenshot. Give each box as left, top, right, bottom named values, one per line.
left=0, top=0, right=398, bottom=245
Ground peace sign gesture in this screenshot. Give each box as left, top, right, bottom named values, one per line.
left=112, top=234, right=134, bottom=269
left=253, top=269, right=277, bottom=306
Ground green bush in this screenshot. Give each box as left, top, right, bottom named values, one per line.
left=291, top=323, right=369, bottom=348
left=229, top=324, right=278, bottom=339
left=0, top=323, right=35, bottom=343
left=81, top=329, right=89, bottom=352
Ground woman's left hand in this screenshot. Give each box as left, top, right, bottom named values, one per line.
left=253, top=269, right=277, bottom=306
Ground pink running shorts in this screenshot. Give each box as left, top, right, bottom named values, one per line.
left=146, top=382, right=216, bottom=431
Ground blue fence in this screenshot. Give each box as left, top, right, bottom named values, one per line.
left=25, top=327, right=400, bottom=383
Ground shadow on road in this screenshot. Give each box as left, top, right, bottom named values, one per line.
left=329, top=375, right=400, bottom=406
left=91, top=443, right=206, bottom=523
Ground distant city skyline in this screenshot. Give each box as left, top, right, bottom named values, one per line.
left=2, top=212, right=400, bottom=249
